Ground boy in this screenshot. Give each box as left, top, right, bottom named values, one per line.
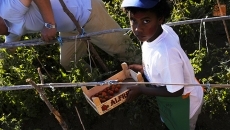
left=121, top=0, right=204, bottom=129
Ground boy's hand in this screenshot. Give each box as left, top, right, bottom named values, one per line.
left=129, top=64, right=144, bottom=74
left=126, top=85, right=143, bottom=102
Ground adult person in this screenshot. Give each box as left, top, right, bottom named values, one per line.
left=0, top=0, right=141, bottom=69
left=121, top=0, right=204, bottom=129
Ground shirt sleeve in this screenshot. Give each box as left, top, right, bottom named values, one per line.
left=1, top=0, right=28, bottom=21
left=160, top=63, right=184, bottom=93
left=158, top=48, right=184, bottom=93
left=1, top=0, right=28, bottom=36
left=5, top=33, right=21, bottom=43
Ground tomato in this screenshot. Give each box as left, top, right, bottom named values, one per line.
left=102, top=92, right=107, bottom=96
left=105, top=95, right=109, bottom=100
left=108, top=90, right=114, bottom=96
left=116, top=84, right=121, bottom=89
left=114, top=88, right=119, bottom=93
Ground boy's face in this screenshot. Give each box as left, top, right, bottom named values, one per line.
left=128, top=10, right=163, bottom=42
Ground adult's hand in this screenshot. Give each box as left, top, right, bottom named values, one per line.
left=41, top=27, right=57, bottom=42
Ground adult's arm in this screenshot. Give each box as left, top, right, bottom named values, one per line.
left=20, top=0, right=57, bottom=42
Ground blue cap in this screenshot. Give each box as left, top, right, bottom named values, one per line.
left=121, top=0, right=160, bottom=9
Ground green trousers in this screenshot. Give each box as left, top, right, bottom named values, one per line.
left=156, top=96, right=190, bottom=130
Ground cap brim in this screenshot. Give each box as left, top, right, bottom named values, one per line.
left=121, top=0, right=158, bottom=9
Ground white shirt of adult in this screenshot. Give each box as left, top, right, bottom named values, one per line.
left=142, top=24, right=204, bottom=118
left=0, top=0, right=91, bottom=42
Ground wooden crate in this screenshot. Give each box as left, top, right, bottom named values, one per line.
left=213, top=4, right=226, bottom=16
left=81, top=62, right=144, bottom=115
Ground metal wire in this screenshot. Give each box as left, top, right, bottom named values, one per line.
left=1, top=80, right=230, bottom=91
left=0, top=28, right=131, bottom=48
left=1, top=15, right=230, bottom=48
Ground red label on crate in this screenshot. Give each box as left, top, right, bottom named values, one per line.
left=101, top=104, right=109, bottom=111
left=110, top=91, right=129, bottom=106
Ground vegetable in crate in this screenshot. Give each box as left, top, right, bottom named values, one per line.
left=91, top=84, right=122, bottom=103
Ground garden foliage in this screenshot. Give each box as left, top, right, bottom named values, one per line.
left=1, top=0, right=230, bottom=129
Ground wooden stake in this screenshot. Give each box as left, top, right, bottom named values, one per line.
left=37, top=67, right=44, bottom=84
left=26, top=79, right=68, bottom=130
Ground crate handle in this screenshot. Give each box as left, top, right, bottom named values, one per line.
left=121, top=62, right=130, bottom=78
